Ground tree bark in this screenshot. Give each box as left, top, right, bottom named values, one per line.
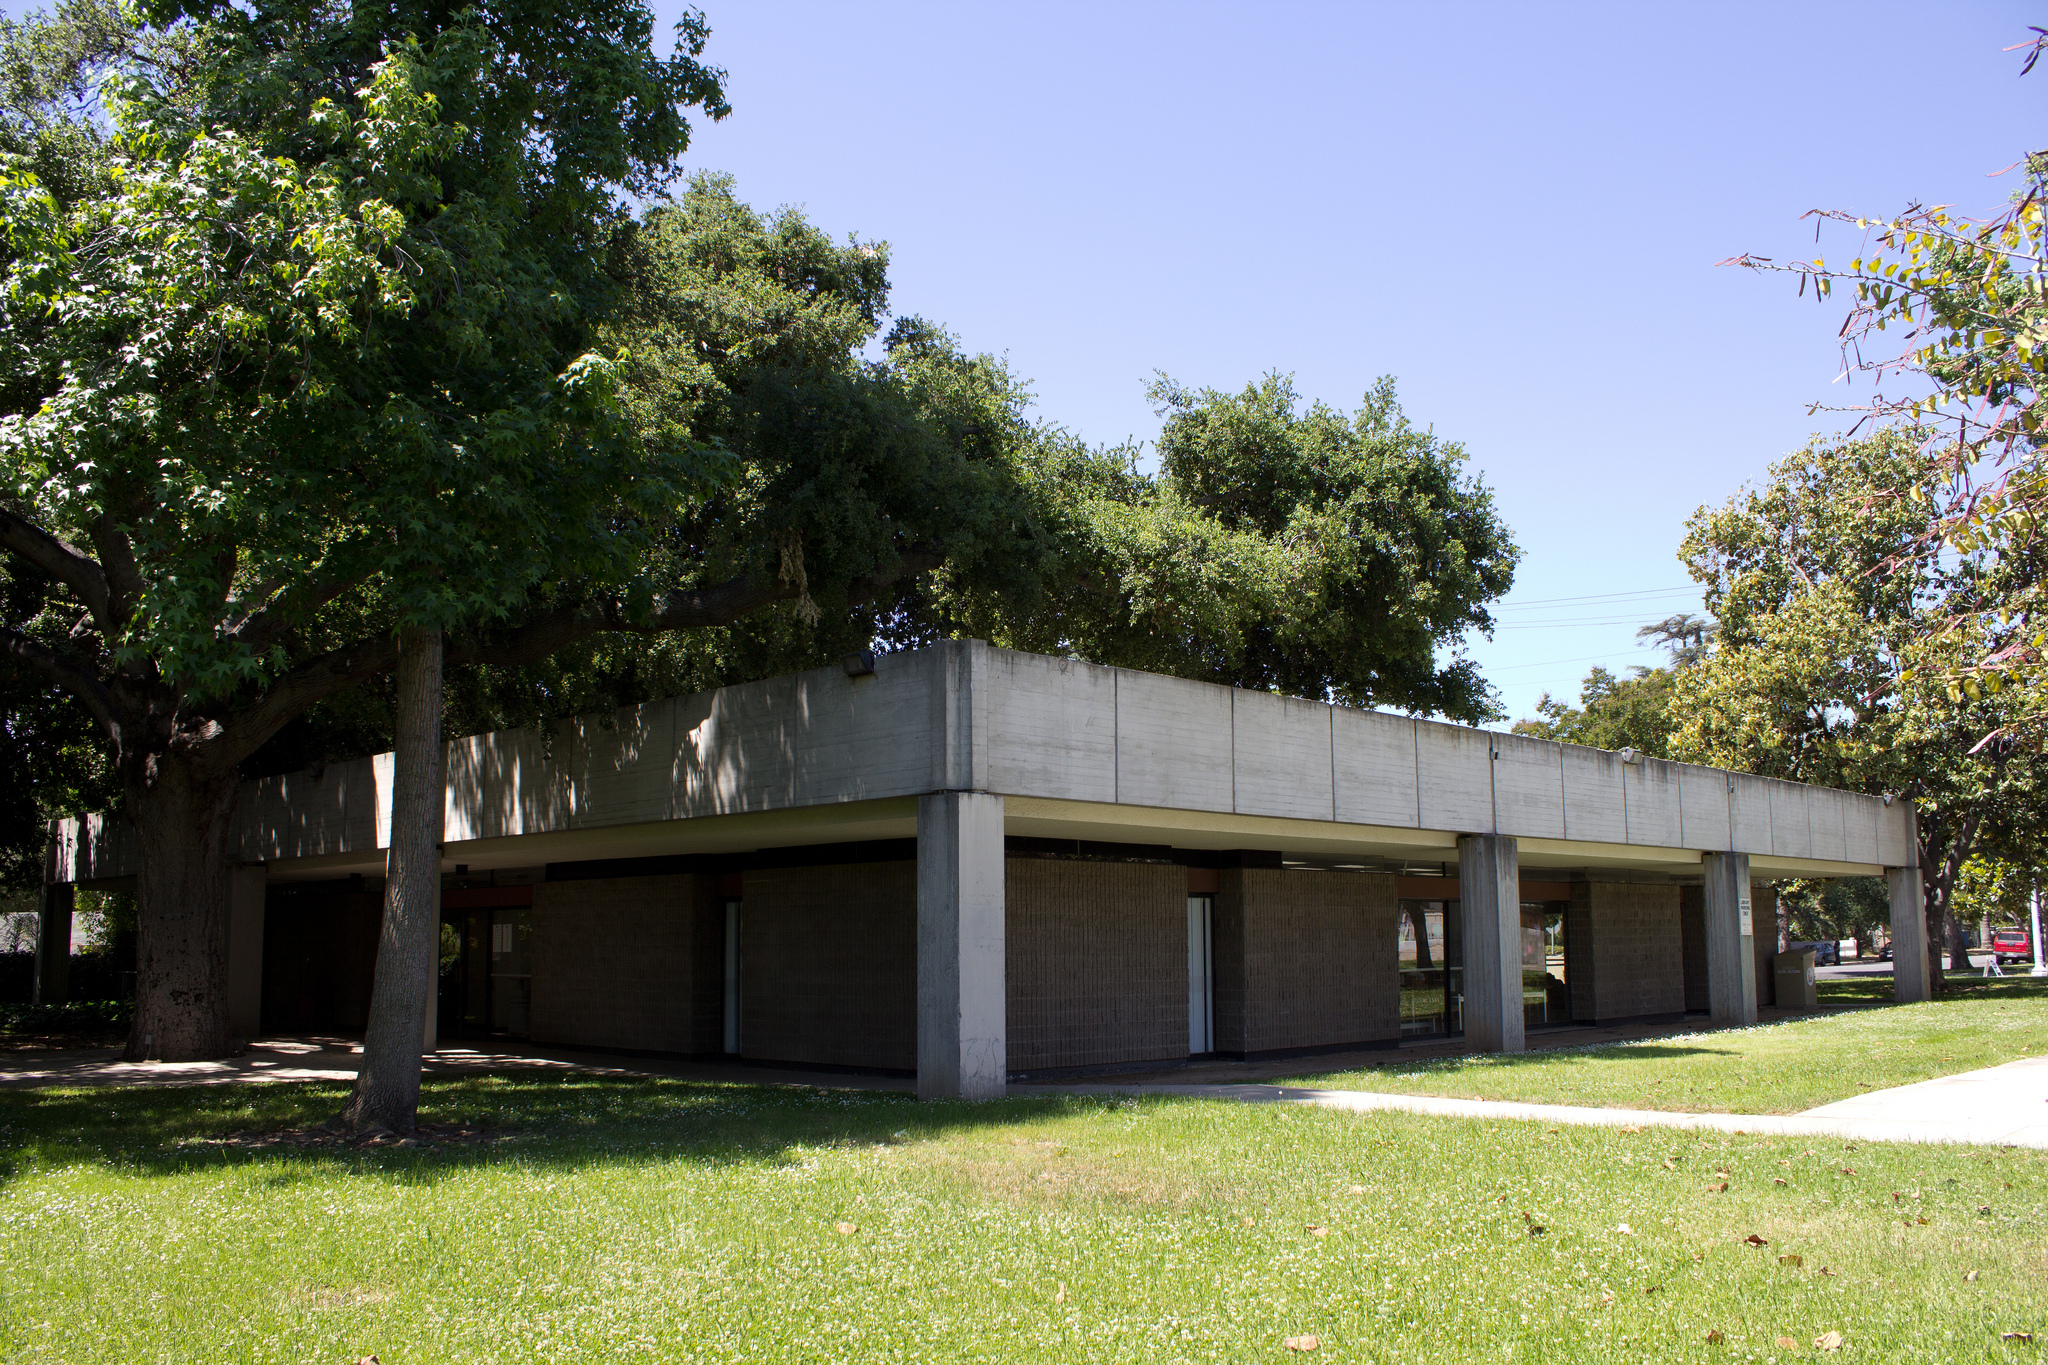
left=125, top=753, right=240, bottom=1061
left=338, top=628, right=444, bottom=1133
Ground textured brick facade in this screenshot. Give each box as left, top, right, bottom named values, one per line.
left=530, top=874, right=722, bottom=1054
left=1678, top=885, right=1708, bottom=1013
left=740, top=861, right=917, bottom=1071
left=1566, top=882, right=1684, bottom=1022
left=1006, top=858, right=1186, bottom=1071
left=1212, top=868, right=1399, bottom=1054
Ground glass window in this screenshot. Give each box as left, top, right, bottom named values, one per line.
left=1522, top=902, right=1569, bottom=1027
left=489, top=907, right=532, bottom=1035
left=1398, top=899, right=1461, bottom=1037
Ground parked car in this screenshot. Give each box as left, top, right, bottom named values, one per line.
left=1789, top=939, right=1840, bottom=966
left=1991, top=928, right=2033, bottom=964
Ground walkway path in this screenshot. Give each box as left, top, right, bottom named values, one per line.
left=5, top=1035, right=2043, bottom=1149
left=1019, top=1055, right=2048, bottom=1150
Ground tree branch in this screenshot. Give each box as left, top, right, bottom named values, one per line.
left=86, top=514, right=147, bottom=624
left=0, top=509, right=113, bottom=633
left=208, top=633, right=401, bottom=770
left=0, top=626, right=119, bottom=739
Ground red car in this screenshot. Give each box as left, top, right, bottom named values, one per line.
left=1991, top=928, right=2033, bottom=964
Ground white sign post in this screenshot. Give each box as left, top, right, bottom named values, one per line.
left=2032, top=885, right=2046, bottom=978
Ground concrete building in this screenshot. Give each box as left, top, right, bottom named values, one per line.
left=43, top=642, right=1932, bottom=1097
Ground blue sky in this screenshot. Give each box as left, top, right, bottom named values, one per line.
left=656, top=1, right=2040, bottom=725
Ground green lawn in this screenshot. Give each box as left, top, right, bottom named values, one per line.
left=0, top=1074, right=2043, bottom=1363
left=1284, top=980, right=2048, bottom=1115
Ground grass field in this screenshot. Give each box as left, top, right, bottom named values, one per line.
left=1284, top=982, right=2048, bottom=1115
left=0, top=1072, right=2044, bottom=1363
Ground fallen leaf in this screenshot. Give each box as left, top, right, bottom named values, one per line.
left=834, top=1222, right=859, bottom=1236
left=1615, top=1223, right=1634, bottom=1235
left=1621, top=1125, right=1643, bottom=1134
left=1283, top=1334, right=1320, bottom=1352
left=1705, top=1329, right=1726, bottom=1345
left=2003, top=1332, right=2035, bottom=1343
left=1814, top=1330, right=1845, bottom=1351
left=1521, top=1210, right=1534, bottom=1221
left=1977, top=1205, right=1992, bottom=1215
left=355, top=1359, right=381, bottom=1365
left=1891, top=1192, right=1904, bottom=1203
left=1348, top=1185, right=1365, bottom=1195
left=1599, top=1291, right=1615, bottom=1305
left=1708, top=1181, right=1730, bottom=1193
left=1779, top=1254, right=1804, bottom=1267
left=1242, top=1216, right=1255, bottom=1226
left=1663, top=1157, right=1679, bottom=1170
left=1644, top=1284, right=1662, bottom=1295
left=1774, top=1177, right=1789, bottom=1185
left=1496, top=1194, right=1509, bottom=1203
left=1306, top=1225, right=1329, bottom=1237
left=1528, top=1225, right=1547, bottom=1236
left=1055, top=1282, right=1067, bottom=1304
left=1819, top=1267, right=1835, bottom=1277
left=1776, top=1336, right=1800, bottom=1349
left=1966, top=1270, right=1980, bottom=1283
left=1915, top=1216, right=1929, bottom=1225
left=1839, top=1167, right=1856, bottom=1175
left=1744, top=1234, right=1769, bottom=1246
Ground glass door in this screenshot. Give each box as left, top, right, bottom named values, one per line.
left=488, top=908, right=532, bottom=1036
left=1398, top=899, right=1462, bottom=1037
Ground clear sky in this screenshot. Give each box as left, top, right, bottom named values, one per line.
left=655, top=0, right=2040, bottom=725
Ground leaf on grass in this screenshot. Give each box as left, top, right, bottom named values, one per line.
left=834, top=1222, right=859, bottom=1236
left=1776, top=1337, right=1800, bottom=1350
left=1705, top=1329, right=1726, bottom=1345
left=1966, top=1270, right=1980, bottom=1283
left=1283, top=1334, right=1320, bottom=1352
left=1708, top=1181, right=1730, bottom=1193
left=1914, top=1216, right=1929, bottom=1225
left=1528, top=1225, right=1547, bottom=1236
left=355, top=1358, right=381, bottom=1365
left=1349, top=1185, right=1365, bottom=1195
left=1664, top=1157, right=1679, bottom=1170
left=1819, top=1267, right=1835, bottom=1277
left=1615, top=1223, right=1634, bottom=1235
left=1977, top=1205, right=1993, bottom=1215
left=2003, top=1332, right=2035, bottom=1343
left=1744, top=1234, right=1769, bottom=1247
left=1839, top=1167, right=1856, bottom=1175
left=1306, top=1225, right=1329, bottom=1237
left=1599, top=1291, right=1615, bottom=1305
left=1775, top=1177, right=1790, bottom=1185
left=1622, top=1125, right=1643, bottom=1134
left=1779, top=1254, right=1804, bottom=1267
left=1814, top=1330, right=1845, bottom=1351
left=1054, top=1283, right=1067, bottom=1304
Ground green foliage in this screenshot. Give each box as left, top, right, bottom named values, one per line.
left=1953, top=854, right=2041, bottom=930
left=1514, top=665, right=1677, bottom=756
left=1776, top=877, right=1889, bottom=953
left=945, top=374, right=1518, bottom=722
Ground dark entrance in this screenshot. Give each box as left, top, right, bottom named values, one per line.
left=439, top=885, right=534, bottom=1039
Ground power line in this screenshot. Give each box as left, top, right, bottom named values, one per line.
left=1495, top=585, right=1699, bottom=609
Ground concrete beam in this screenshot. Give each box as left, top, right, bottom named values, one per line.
left=1701, top=852, right=1756, bottom=1026
left=226, top=865, right=267, bottom=1038
left=1457, top=833, right=1522, bottom=1053
left=917, top=791, right=1006, bottom=1099
left=1888, top=863, right=1930, bottom=1003
left=32, top=882, right=72, bottom=1006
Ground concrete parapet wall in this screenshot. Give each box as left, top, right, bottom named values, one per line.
left=1005, top=858, right=1186, bottom=1071
left=740, top=861, right=917, bottom=1071
left=529, top=874, right=720, bottom=1055
left=1213, top=868, right=1398, bottom=1054
left=1567, top=882, right=1684, bottom=1022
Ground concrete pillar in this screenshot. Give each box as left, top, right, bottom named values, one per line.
left=1702, top=852, right=1756, bottom=1026
left=1456, top=833, right=1522, bottom=1053
left=32, top=882, right=73, bottom=1006
left=917, top=790, right=1006, bottom=1099
left=226, top=864, right=267, bottom=1038
left=1887, top=864, right=1930, bottom=1003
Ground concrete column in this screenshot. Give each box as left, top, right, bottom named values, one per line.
left=1887, top=864, right=1930, bottom=1003
left=1701, top=852, right=1756, bottom=1026
left=226, top=864, right=267, bottom=1038
left=32, top=882, right=73, bottom=1006
left=1456, top=833, right=1522, bottom=1053
left=917, top=790, right=1006, bottom=1099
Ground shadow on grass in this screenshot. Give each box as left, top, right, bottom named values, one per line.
left=0, top=1070, right=1116, bottom=1191
left=1818, top=974, right=2048, bottom=1004
left=1287, top=1041, right=1739, bottom=1086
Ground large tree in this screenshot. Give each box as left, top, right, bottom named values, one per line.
left=1668, top=429, right=2047, bottom=984
left=0, top=0, right=732, bottom=1061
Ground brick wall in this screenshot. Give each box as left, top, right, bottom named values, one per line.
left=1567, top=882, right=1684, bottom=1022
left=1213, top=868, right=1399, bottom=1054
left=529, top=874, right=721, bottom=1054
left=1678, top=886, right=1708, bottom=1013
left=1006, top=858, right=1186, bottom=1071
left=740, top=861, right=916, bottom=1071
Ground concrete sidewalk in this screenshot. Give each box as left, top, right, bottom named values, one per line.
left=1019, top=1055, right=2048, bottom=1150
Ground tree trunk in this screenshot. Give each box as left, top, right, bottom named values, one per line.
left=1947, top=910, right=1973, bottom=973
left=125, top=753, right=240, bottom=1061
left=339, top=628, right=444, bottom=1133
